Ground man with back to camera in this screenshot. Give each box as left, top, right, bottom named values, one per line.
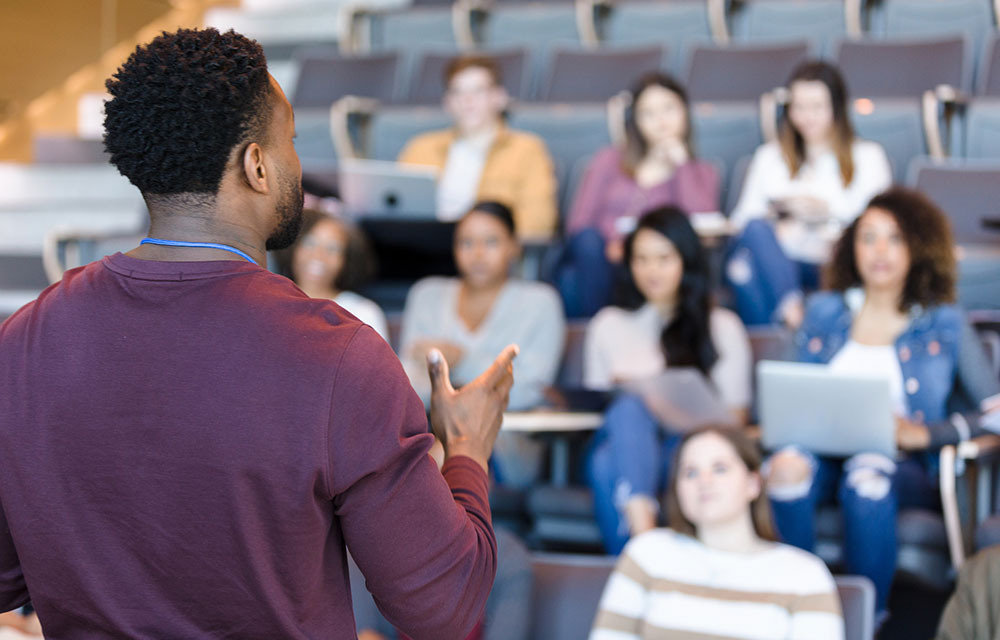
left=0, top=28, right=518, bottom=639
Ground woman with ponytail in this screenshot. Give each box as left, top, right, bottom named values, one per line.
left=584, top=206, right=752, bottom=553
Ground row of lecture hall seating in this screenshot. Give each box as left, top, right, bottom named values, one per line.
left=206, top=0, right=1000, bottom=98
left=285, top=35, right=997, bottom=108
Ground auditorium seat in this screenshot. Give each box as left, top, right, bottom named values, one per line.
left=364, top=4, right=462, bottom=52
left=909, top=159, right=1000, bottom=310
left=979, top=35, right=1000, bottom=96
left=292, top=108, right=340, bottom=172
left=480, top=2, right=586, bottom=100
left=850, top=97, right=926, bottom=184
left=962, top=98, right=1000, bottom=159
left=365, top=105, right=455, bottom=161
left=507, top=102, right=612, bottom=200
left=690, top=100, right=763, bottom=196
left=291, top=52, right=401, bottom=108
left=408, top=47, right=530, bottom=104
left=480, top=1, right=582, bottom=48
left=878, top=0, right=993, bottom=78
left=685, top=41, right=809, bottom=101
left=910, top=160, right=1000, bottom=246
left=537, top=46, right=667, bottom=103
left=835, top=35, right=971, bottom=98
left=730, top=0, right=850, bottom=57
left=597, top=0, right=716, bottom=76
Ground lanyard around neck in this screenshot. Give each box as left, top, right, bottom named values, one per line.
left=140, top=238, right=257, bottom=264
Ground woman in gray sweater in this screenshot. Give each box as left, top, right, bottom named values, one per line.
left=400, top=201, right=566, bottom=487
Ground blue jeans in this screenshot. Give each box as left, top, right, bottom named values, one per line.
left=553, top=228, right=615, bottom=318
left=726, top=219, right=819, bottom=326
left=586, top=394, right=682, bottom=554
left=768, top=450, right=939, bottom=612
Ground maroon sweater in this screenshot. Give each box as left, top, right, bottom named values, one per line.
left=0, top=253, right=496, bottom=639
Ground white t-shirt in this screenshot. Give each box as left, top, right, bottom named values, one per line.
left=333, top=290, right=389, bottom=344
left=583, top=304, right=752, bottom=410
left=731, top=139, right=892, bottom=263
left=829, top=339, right=908, bottom=416
left=436, top=133, right=493, bottom=220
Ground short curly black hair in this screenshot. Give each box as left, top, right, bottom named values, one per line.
left=104, top=28, right=271, bottom=195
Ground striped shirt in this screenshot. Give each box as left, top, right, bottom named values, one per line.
left=590, top=529, right=844, bottom=640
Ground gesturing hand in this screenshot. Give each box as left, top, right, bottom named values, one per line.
left=427, top=344, right=519, bottom=473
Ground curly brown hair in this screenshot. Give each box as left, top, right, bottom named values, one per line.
left=826, top=187, right=957, bottom=310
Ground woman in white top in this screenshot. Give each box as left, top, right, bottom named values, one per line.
left=591, top=426, right=844, bottom=640
left=400, top=201, right=565, bottom=488
left=585, top=206, right=752, bottom=552
left=726, top=60, right=891, bottom=328
left=282, top=210, right=389, bottom=342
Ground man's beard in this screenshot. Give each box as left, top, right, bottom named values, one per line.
left=265, top=171, right=304, bottom=251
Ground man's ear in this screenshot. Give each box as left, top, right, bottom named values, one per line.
left=241, top=142, right=269, bottom=195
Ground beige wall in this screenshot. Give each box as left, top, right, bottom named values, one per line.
left=0, top=0, right=237, bottom=162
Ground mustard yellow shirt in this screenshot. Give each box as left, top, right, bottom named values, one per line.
left=397, top=126, right=558, bottom=239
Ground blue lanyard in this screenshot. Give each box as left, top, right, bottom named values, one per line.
left=140, top=238, right=257, bottom=264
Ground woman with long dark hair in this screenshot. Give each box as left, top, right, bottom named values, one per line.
left=557, top=72, right=720, bottom=317
left=590, top=427, right=843, bottom=639
left=727, top=60, right=891, bottom=327
left=584, top=206, right=751, bottom=553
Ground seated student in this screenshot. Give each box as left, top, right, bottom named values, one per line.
left=590, top=426, right=844, bottom=640
left=559, top=73, right=720, bottom=317
left=584, top=207, right=751, bottom=553
left=765, top=187, right=1000, bottom=617
left=398, top=55, right=557, bottom=239
left=936, top=545, right=1000, bottom=640
left=400, top=201, right=565, bottom=487
left=277, top=209, right=389, bottom=342
left=727, top=60, right=892, bottom=327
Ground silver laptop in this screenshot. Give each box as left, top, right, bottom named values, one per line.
left=624, top=368, right=736, bottom=433
left=757, top=360, right=897, bottom=458
left=338, top=159, right=438, bottom=219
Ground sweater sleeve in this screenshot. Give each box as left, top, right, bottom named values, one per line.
left=927, top=318, right=1000, bottom=447
left=674, top=160, right=721, bottom=214
left=589, top=543, right=650, bottom=640
left=512, top=136, right=558, bottom=239
left=328, top=327, right=497, bottom=640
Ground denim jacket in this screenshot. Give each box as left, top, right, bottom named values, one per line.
left=796, top=290, right=1000, bottom=448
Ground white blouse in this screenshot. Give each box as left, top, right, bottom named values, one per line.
left=731, top=139, right=892, bottom=263
left=583, top=304, right=752, bottom=410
